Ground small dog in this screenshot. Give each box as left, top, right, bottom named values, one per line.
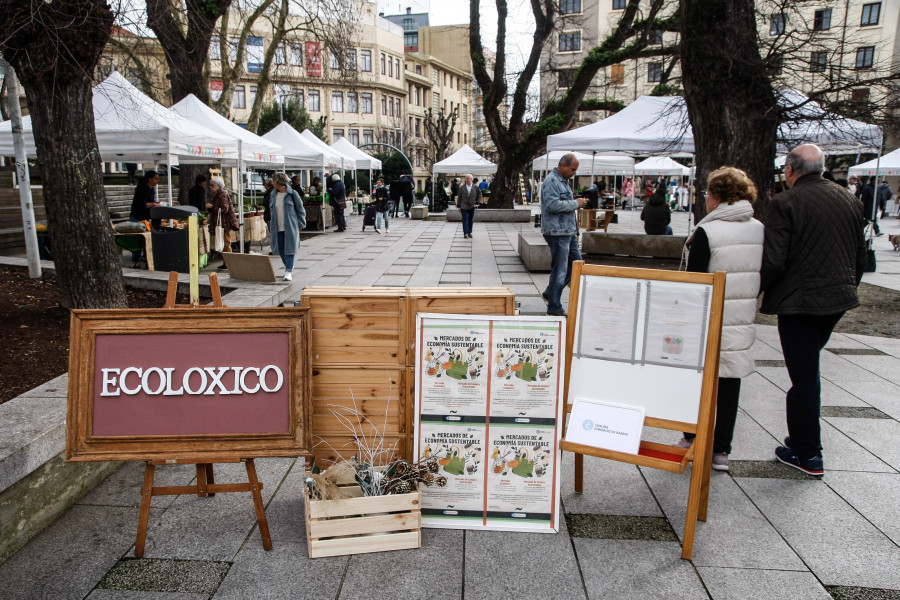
left=889, top=234, right=900, bottom=251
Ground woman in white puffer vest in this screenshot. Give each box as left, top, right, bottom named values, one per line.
left=679, top=167, right=764, bottom=472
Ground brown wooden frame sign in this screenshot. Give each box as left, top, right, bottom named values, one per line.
left=66, top=308, right=312, bottom=462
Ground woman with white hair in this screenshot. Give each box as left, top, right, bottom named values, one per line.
left=269, top=172, right=306, bottom=281
left=206, top=176, right=239, bottom=267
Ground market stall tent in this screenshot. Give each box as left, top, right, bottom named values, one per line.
left=633, top=156, right=690, bottom=177
left=300, top=129, right=357, bottom=171
left=433, top=144, right=498, bottom=175
left=532, top=151, right=634, bottom=175
left=261, top=122, right=341, bottom=170
left=332, top=137, right=382, bottom=170
left=848, top=148, right=900, bottom=177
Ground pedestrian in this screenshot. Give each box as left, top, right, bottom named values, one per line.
left=290, top=175, right=306, bottom=198
left=389, top=179, right=401, bottom=218
left=760, top=144, right=867, bottom=476
left=125, top=162, right=138, bottom=185
left=540, top=154, right=588, bottom=317
left=860, top=176, right=882, bottom=236
left=451, top=177, right=460, bottom=206
left=678, top=167, right=764, bottom=472
left=310, top=176, right=322, bottom=196
left=206, top=176, right=239, bottom=268
left=373, top=178, right=390, bottom=233
left=479, top=177, right=489, bottom=193
left=848, top=175, right=860, bottom=197
left=188, top=174, right=207, bottom=213
left=458, top=173, right=481, bottom=239
left=640, top=183, right=672, bottom=235
left=330, top=173, right=347, bottom=232
left=262, top=178, right=274, bottom=225
left=129, top=170, right=160, bottom=223
left=268, top=172, right=307, bottom=282
left=399, top=173, right=415, bottom=216
left=877, top=179, right=893, bottom=218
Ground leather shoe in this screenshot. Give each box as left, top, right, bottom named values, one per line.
left=547, top=310, right=567, bottom=317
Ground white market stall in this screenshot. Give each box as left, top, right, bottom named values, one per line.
left=532, top=151, right=633, bottom=175
left=169, top=94, right=285, bottom=250
left=332, top=137, right=382, bottom=201
left=633, top=156, right=690, bottom=177
left=849, top=148, right=900, bottom=177
left=432, top=144, right=497, bottom=204
left=300, top=129, right=356, bottom=173
left=0, top=72, right=241, bottom=205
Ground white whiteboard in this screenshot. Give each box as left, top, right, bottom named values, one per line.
left=567, top=275, right=714, bottom=425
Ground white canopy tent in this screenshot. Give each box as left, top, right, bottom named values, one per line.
left=0, top=72, right=241, bottom=204
left=433, top=144, right=497, bottom=206
left=532, top=151, right=633, bottom=175
left=300, top=129, right=356, bottom=171
left=169, top=94, right=285, bottom=250
left=849, top=148, right=900, bottom=177
left=261, top=122, right=340, bottom=170
left=332, top=137, right=382, bottom=199
left=633, top=156, right=690, bottom=177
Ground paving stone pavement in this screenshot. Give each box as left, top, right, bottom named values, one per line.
left=3, top=210, right=900, bottom=599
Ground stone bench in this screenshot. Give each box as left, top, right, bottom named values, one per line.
left=582, top=232, right=687, bottom=259
left=446, top=207, right=532, bottom=222
left=410, top=205, right=428, bottom=220
left=518, top=233, right=551, bottom=272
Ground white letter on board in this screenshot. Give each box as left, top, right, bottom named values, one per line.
left=240, top=367, right=260, bottom=394
left=203, top=367, right=231, bottom=395
left=230, top=367, right=243, bottom=394
left=100, top=368, right=120, bottom=396
left=120, top=367, right=143, bottom=395
left=142, top=367, right=166, bottom=395
left=162, top=368, right=184, bottom=396
left=182, top=367, right=207, bottom=395
left=259, top=365, right=284, bottom=393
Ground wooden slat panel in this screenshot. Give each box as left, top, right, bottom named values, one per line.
left=308, top=491, right=420, bottom=519
left=411, top=297, right=510, bottom=315
left=311, top=313, right=401, bottom=330
left=310, top=414, right=403, bottom=436
left=312, top=436, right=405, bottom=467
left=308, top=531, right=420, bottom=558
left=309, top=512, right=419, bottom=539
left=311, top=368, right=402, bottom=386
left=311, top=346, right=402, bottom=364
left=311, top=329, right=400, bottom=348
left=312, top=384, right=401, bottom=400
left=302, top=296, right=402, bottom=314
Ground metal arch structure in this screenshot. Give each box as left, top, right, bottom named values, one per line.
left=356, top=142, right=413, bottom=174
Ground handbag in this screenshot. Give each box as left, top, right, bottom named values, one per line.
left=864, top=224, right=876, bottom=273
left=214, top=209, right=225, bottom=253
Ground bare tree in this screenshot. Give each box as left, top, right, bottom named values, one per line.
left=470, top=0, right=676, bottom=208
left=0, top=0, right=128, bottom=309
left=422, top=107, right=458, bottom=174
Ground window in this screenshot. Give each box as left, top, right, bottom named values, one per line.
left=345, top=49, right=357, bottom=70
left=395, top=59, right=401, bottom=79
left=308, top=90, right=320, bottom=111
left=560, top=0, right=581, bottom=14
left=388, top=56, right=393, bottom=77
left=813, top=8, right=832, bottom=31
left=330, top=51, right=340, bottom=70
left=856, top=46, right=875, bottom=69
left=433, top=91, right=440, bottom=111
left=610, top=64, right=625, bottom=85
left=649, top=30, right=663, bottom=45
left=350, top=129, right=359, bottom=146
left=333, top=129, right=344, bottom=141
left=415, top=118, right=421, bottom=137
left=389, top=96, right=394, bottom=116
left=229, top=37, right=239, bottom=62
left=332, top=91, right=343, bottom=112
left=210, top=36, right=221, bottom=60
left=475, top=126, right=485, bottom=146
left=770, top=13, right=785, bottom=35
left=851, top=88, right=870, bottom=102
left=275, top=44, right=286, bottom=65
left=450, top=76, right=454, bottom=89
left=382, top=95, right=387, bottom=115
left=612, top=0, right=625, bottom=9
left=273, top=83, right=291, bottom=101
left=403, top=17, right=415, bottom=30
left=767, top=53, right=784, bottom=76
left=475, top=104, right=484, bottom=121
left=290, top=44, right=303, bottom=66
left=558, top=69, right=576, bottom=88
left=433, top=69, right=439, bottom=85
left=292, top=89, right=304, bottom=107
left=232, top=85, right=246, bottom=109
left=415, top=64, right=422, bottom=74
left=860, top=3, right=881, bottom=26
left=462, top=103, right=468, bottom=124
left=361, top=93, right=373, bottom=114
left=559, top=32, right=581, bottom=52
left=415, top=149, right=421, bottom=167
left=395, top=98, right=401, bottom=116
left=405, top=32, right=418, bottom=47
left=363, top=129, right=374, bottom=145
left=249, top=86, right=257, bottom=107
left=414, top=86, right=420, bottom=106
left=361, top=49, right=372, bottom=72
left=347, top=92, right=358, bottom=113
left=381, top=53, right=386, bottom=74
left=647, top=62, right=662, bottom=82
left=810, top=51, right=827, bottom=73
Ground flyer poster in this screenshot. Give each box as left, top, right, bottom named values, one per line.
left=642, top=283, right=710, bottom=370
left=577, top=277, right=641, bottom=363
left=490, top=322, right=563, bottom=420
left=419, top=422, right=486, bottom=525
left=485, top=425, right=558, bottom=529
left=419, top=322, right=490, bottom=416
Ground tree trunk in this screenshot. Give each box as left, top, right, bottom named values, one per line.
left=680, top=0, right=778, bottom=219
left=0, top=0, right=127, bottom=309
left=487, top=155, right=517, bottom=209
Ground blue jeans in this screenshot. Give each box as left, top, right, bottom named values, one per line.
left=376, top=211, right=389, bottom=230
left=460, top=208, right=475, bottom=235
left=543, top=234, right=581, bottom=313
left=777, top=312, right=844, bottom=460
left=276, top=231, right=295, bottom=272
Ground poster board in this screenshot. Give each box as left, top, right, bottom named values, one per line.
left=413, top=314, right=566, bottom=533
left=66, top=308, right=312, bottom=462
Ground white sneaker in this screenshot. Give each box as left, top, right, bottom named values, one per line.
left=385, top=229, right=390, bottom=233
left=283, top=271, right=292, bottom=282
left=375, top=228, right=381, bottom=234
left=711, top=452, right=729, bottom=471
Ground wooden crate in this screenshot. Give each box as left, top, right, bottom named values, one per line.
left=301, top=287, right=407, bottom=366
left=305, top=488, right=421, bottom=558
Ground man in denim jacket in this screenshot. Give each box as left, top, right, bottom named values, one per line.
left=541, top=153, right=587, bottom=316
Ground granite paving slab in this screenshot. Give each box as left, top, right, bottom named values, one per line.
left=78, top=462, right=197, bottom=509
left=87, top=591, right=209, bottom=600
left=727, top=410, right=783, bottom=461
left=825, top=471, right=900, bottom=546
left=96, top=558, right=230, bottom=595
left=823, top=417, right=900, bottom=471
left=560, top=453, right=663, bottom=517
left=696, top=567, right=831, bottom=600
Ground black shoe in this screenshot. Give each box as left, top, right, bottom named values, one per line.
left=218, top=264, right=229, bottom=270
left=876, top=232, right=884, bottom=237
left=775, top=446, right=824, bottom=477
left=547, top=310, right=567, bottom=317
left=541, top=292, right=550, bottom=305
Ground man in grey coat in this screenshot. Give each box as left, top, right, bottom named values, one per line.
left=457, top=173, right=481, bottom=238
left=541, top=154, right=587, bottom=316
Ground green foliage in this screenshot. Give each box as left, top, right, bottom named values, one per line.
left=257, top=99, right=327, bottom=140
left=373, top=152, right=409, bottom=183
left=650, top=83, right=683, bottom=96
left=578, top=98, right=626, bottom=112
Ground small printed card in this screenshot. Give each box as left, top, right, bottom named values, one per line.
left=565, top=398, right=645, bottom=455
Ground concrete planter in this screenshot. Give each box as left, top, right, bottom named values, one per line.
left=582, top=232, right=687, bottom=259
left=445, top=208, right=532, bottom=223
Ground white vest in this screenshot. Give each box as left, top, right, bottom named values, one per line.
left=694, top=200, right=764, bottom=379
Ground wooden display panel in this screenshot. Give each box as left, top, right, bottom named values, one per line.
left=305, top=488, right=421, bottom=558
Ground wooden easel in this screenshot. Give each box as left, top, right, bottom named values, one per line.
left=559, top=262, right=726, bottom=560
left=133, top=270, right=273, bottom=557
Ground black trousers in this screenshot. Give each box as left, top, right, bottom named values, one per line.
left=684, top=377, right=741, bottom=454
left=778, top=312, right=844, bottom=460
left=332, top=205, right=346, bottom=231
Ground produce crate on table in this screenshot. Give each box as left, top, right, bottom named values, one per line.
left=305, top=488, right=421, bottom=558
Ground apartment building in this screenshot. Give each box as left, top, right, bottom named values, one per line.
left=541, top=0, right=900, bottom=146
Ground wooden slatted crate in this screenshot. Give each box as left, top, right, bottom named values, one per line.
left=305, top=488, right=421, bottom=558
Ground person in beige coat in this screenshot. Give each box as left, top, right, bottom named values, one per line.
left=679, top=166, right=764, bottom=472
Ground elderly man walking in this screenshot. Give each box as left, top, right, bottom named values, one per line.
left=761, top=143, right=867, bottom=476
left=541, top=153, right=588, bottom=317
left=458, top=173, right=481, bottom=238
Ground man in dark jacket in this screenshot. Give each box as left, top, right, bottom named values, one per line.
left=877, top=180, right=893, bottom=218
left=188, top=174, right=207, bottom=213
left=330, top=174, right=347, bottom=232
left=760, top=144, right=867, bottom=476
left=389, top=179, right=401, bottom=218
left=860, top=176, right=882, bottom=235
left=640, top=184, right=672, bottom=235
left=399, top=174, right=415, bottom=216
